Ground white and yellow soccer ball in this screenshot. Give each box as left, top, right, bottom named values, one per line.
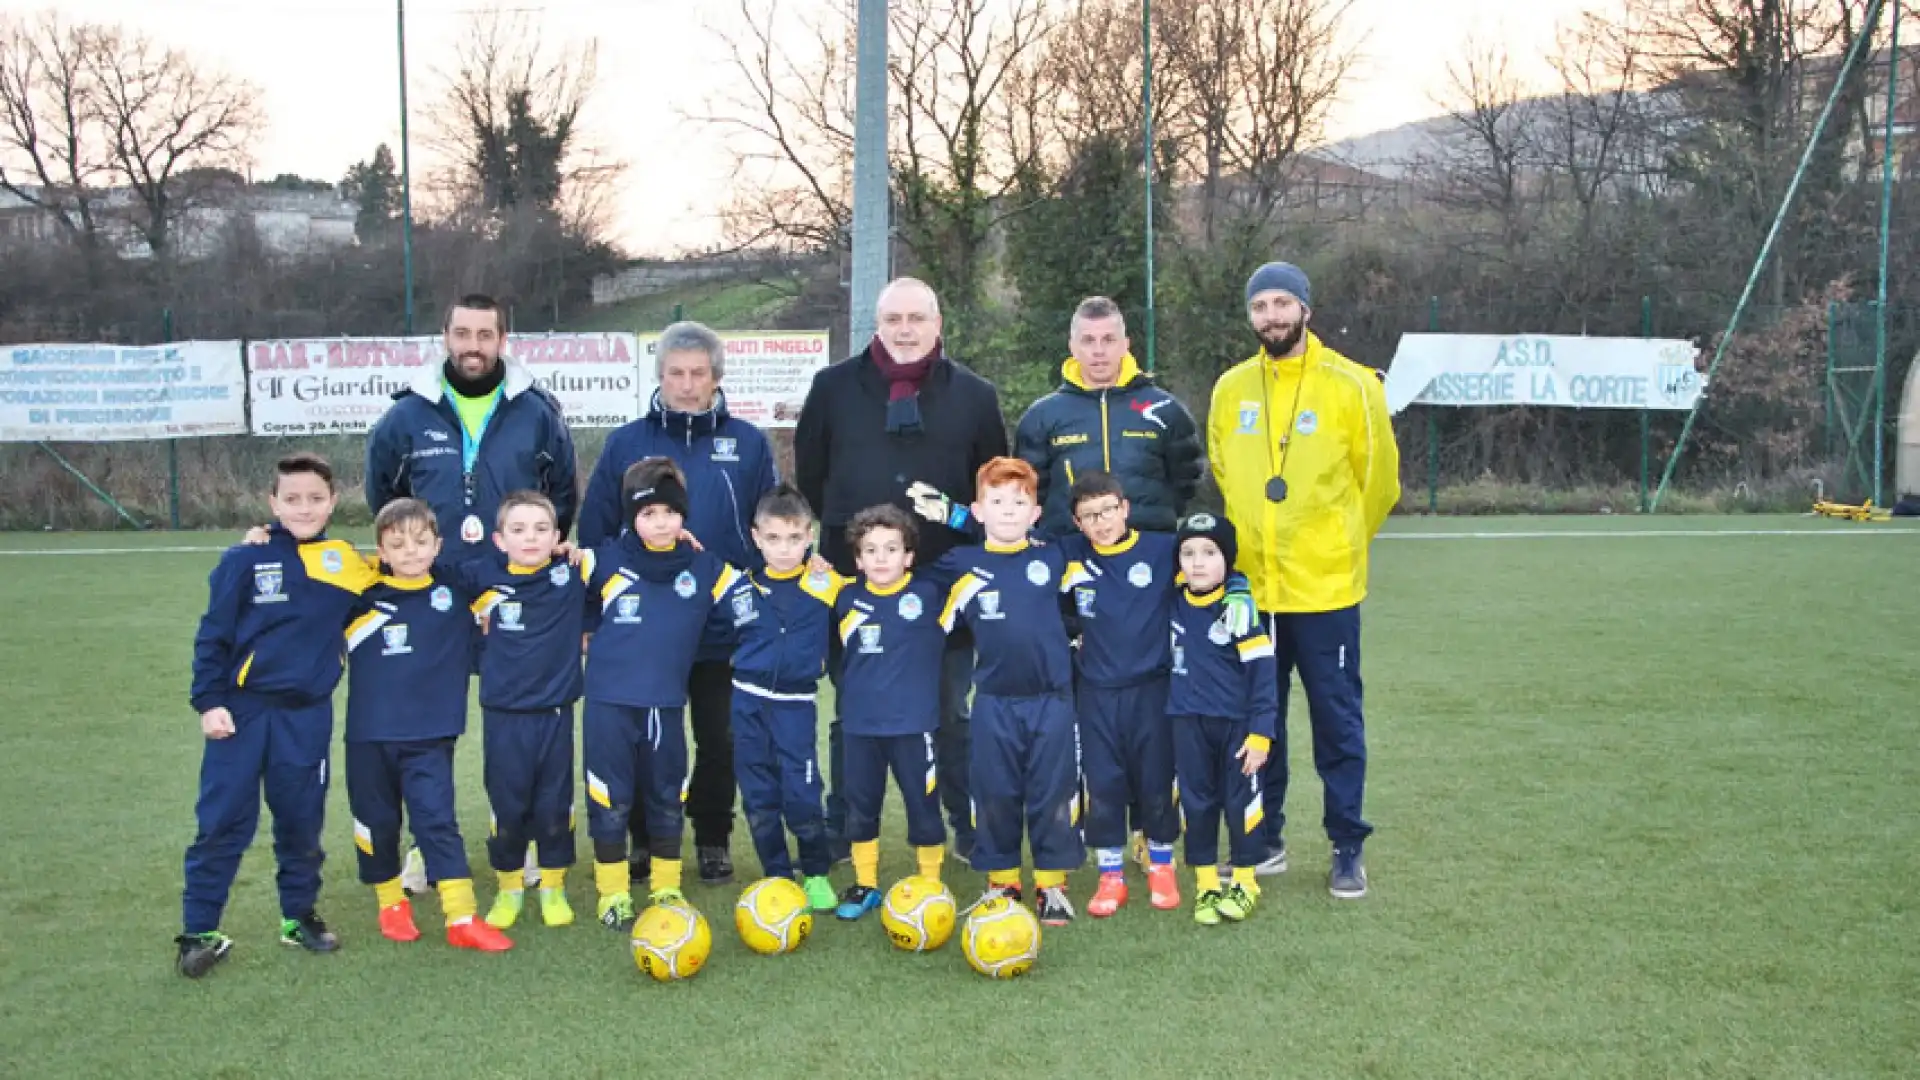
left=631, top=900, right=712, bottom=982
left=734, top=877, right=814, bottom=956
left=961, top=896, right=1041, bottom=978
left=880, top=875, right=956, bottom=952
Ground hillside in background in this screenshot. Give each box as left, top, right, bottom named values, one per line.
left=561, top=274, right=805, bottom=334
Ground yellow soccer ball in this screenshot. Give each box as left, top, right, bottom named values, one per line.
left=880, top=875, right=956, bottom=952
left=961, top=896, right=1041, bottom=978
left=734, top=877, right=814, bottom=956
left=631, top=900, right=712, bottom=982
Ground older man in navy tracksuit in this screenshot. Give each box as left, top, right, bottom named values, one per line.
left=578, top=320, right=778, bottom=887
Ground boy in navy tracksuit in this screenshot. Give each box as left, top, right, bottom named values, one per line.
left=582, top=458, right=751, bottom=930
left=1169, top=512, right=1277, bottom=926
left=830, top=505, right=951, bottom=922
left=728, top=485, right=840, bottom=912
left=936, top=457, right=1086, bottom=926
left=458, top=491, right=586, bottom=932
left=179, top=453, right=379, bottom=978
left=343, top=499, right=510, bottom=952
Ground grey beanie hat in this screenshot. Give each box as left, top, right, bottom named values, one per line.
left=1245, top=261, right=1312, bottom=307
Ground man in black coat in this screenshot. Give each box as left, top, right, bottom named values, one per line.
left=794, top=277, right=1008, bottom=859
left=1013, top=296, right=1201, bottom=537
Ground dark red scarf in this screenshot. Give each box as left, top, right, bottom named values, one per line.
left=871, top=335, right=940, bottom=434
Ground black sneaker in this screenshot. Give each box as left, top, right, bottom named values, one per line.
left=1329, top=846, right=1368, bottom=899
left=697, top=845, right=734, bottom=886
left=1035, top=885, right=1074, bottom=927
left=628, top=851, right=651, bottom=887
left=279, top=913, right=340, bottom=952
left=175, top=931, right=232, bottom=978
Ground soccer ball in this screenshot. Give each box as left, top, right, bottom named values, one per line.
left=734, top=877, right=813, bottom=955
left=880, top=875, right=956, bottom=952
left=630, top=900, right=712, bottom=982
left=961, top=896, right=1041, bottom=978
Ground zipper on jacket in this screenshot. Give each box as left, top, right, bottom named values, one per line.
left=1099, top=389, right=1113, bottom=472
left=721, top=470, right=748, bottom=560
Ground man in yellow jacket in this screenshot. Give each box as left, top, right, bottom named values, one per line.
left=1206, top=261, right=1399, bottom=899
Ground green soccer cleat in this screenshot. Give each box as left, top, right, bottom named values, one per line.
left=803, top=875, right=837, bottom=913
left=597, top=892, right=636, bottom=931
left=647, top=886, right=687, bottom=908
left=486, top=889, right=525, bottom=930
left=175, top=931, right=232, bottom=978
left=1217, top=882, right=1259, bottom=922
left=540, top=887, right=574, bottom=927
left=1193, top=889, right=1225, bottom=927
left=279, top=913, right=340, bottom=953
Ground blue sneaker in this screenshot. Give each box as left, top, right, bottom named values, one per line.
left=835, top=884, right=881, bottom=920
left=1329, top=846, right=1368, bottom=899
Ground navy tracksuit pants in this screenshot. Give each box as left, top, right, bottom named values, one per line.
left=731, top=690, right=830, bottom=879
left=483, top=706, right=576, bottom=873
left=1077, top=677, right=1177, bottom=850
left=345, top=738, right=469, bottom=885
left=585, top=701, right=686, bottom=861
left=969, top=691, right=1083, bottom=873
left=843, top=731, right=945, bottom=848
left=826, top=640, right=975, bottom=851
left=1259, top=606, right=1372, bottom=847
left=181, top=697, right=331, bottom=934
left=1174, top=715, right=1267, bottom=870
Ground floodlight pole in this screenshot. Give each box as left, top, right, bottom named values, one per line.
left=1141, top=0, right=1157, bottom=372
left=1873, top=2, right=1900, bottom=505
left=398, top=0, right=418, bottom=336
left=849, top=0, right=890, bottom=350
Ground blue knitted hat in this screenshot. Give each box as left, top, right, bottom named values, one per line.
left=1245, top=262, right=1311, bottom=307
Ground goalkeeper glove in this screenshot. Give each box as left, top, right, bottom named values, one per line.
left=906, top=481, right=972, bottom=531
left=1221, top=573, right=1258, bottom=638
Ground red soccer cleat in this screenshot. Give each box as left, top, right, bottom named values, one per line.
left=1147, top=863, right=1181, bottom=910
left=379, top=900, right=421, bottom=943
left=447, top=917, right=514, bottom=952
left=1086, top=872, right=1128, bottom=918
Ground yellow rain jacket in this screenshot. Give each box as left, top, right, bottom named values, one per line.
left=1206, top=333, right=1400, bottom=613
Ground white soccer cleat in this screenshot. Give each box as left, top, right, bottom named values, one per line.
left=399, top=847, right=428, bottom=894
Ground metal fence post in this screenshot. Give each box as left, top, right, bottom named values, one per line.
left=1640, top=295, right=1652, bottom=513
left=164, top=307, right=181, bottom=530
left=1426, top=296, right=1439, bottom=514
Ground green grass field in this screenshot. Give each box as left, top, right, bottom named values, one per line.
left=2, top=516, right=1916, bottom=1077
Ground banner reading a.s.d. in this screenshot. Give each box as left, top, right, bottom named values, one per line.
left=1383, top=334, right=1704, bottom=415
left=640, top=331, right=830, bottom=428
left=247, top=333, right=643, bottom=435
left=0, top=341, right=246, bottom=442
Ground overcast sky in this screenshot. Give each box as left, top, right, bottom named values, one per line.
left=9, top=0, right=1596, bottom=253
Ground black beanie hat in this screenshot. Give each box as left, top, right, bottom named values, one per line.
left=625, top=471, right=690, bottom=520
left=1175, top=511, right=1238, bottom=573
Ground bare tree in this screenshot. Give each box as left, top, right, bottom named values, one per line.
left=0, top=15, right=113, bottom=289
left=1430, top=39, right=1538, bottom=258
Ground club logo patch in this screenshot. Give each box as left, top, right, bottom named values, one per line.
left=857, top=624, right=883, bottom=654
left=1128, top=562, right=1153, bottom=589
left=381, top=624, right=412, bottom=656
left=497, top=601, right=524, bottom=631
left=1237, top=401, right=1261, bottom=434
left=1208, top=620, right=1232, bottom=646
left=731, top=590, right=757, bottom=625
left=614, top=595, right=642, bottom=624
left=898, top=593, right=923, bottom=621
left=674, top=570, right=697, bottom=599
left=549, top=564, right=570, bottom=587
left=253, top=565, right=285, bottom=603
left=1296, top=410, right=1318, bottom=436
left=322, top=549, right=344, bottom=573
left=460, top=515, right=485, bottom=544
left=430, top=586, right=452, bottom=611
left=1026, top=559, right=1050, bottom=586
left=712, top=437, right=739, bottom=462
left=1075, top=587, right=1097, bottom=618
left=978, top=591, right=1003, bottom=619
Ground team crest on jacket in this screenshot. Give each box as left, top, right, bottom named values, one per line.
left=898, top=593, right=923, bottom=621
left=1075, top=587, right=1097, bottom=618
left=253, top=565, right=285, bottom=603
left=430, top=585, right=452, bottom=611
left=322, top=549, right=345, bottom=573
left=1026, top=559, right=1050, bottom=586
left=1237, top=401, right=1261, bottom=434
left=979, top=592, right=1003, bottom=619
left=549, top=564, right=570, bottom=587
left=1128, top=562, right=1153, bottom=588
left=712, top=437, right=739, bottom=462
left=381, top=624, right=412, bottom=656
left=1296, top=410, right=1318, bottom=436
left=497, top=601, right=524, bottom=631
left=614, top=595, right=642, bottom=624
left=731, top=589, right=757, bottom=625
left=1207, top=620, right=1232, bottom=646
left=858, top=624, right=883, bottom=654
left=461, top=514, right=484, bottom=544
left=674, top=570, right=697, bottom=598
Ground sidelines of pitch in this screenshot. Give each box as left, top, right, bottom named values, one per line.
left=2, top=525, right=1917, bottom=556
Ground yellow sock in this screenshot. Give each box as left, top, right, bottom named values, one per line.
left=540, top=867, right=566, bottom=891
left=373, top=877, right=406, bottom=910
left=496, top=868, right=525, bottom=895
left=852, top=840, right=880, bottom=889
left=594, top=859, right=630, bottom=899
left=654, top=858, right=683, bottom=891
left=1034, top=870, right=1066, bottom=890
left=988, top=870, right=1021, bottom=890
left=1232, top=866, right=1258, bottom=890
left=914, top=845, right=943, bottom=882
left=1195, top=865, right=1221, bottom=893
left=437, top=878, right=477, bottom=924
